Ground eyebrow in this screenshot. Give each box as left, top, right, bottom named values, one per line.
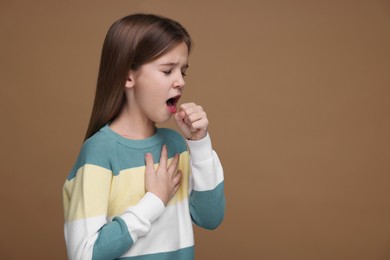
left=159, top=62, right=189, bottom=69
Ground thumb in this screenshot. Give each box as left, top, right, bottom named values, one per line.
left=174, top=112, right=192, bottom=139
left=174, top=112, right=185, bottom=129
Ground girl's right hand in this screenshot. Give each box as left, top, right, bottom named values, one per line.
left=144, top=145, right=182, bottom=205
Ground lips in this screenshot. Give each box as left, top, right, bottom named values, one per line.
left=166, top=95, right=181, bottom=114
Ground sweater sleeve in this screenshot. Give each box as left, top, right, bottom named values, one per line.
left=186, top=134, right=226, bottom=230
left=63, top=165, right=165, bottom=260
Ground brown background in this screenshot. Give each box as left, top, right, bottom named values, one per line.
left=1, top=0, right=390, bottom=259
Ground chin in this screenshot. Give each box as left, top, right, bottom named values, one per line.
left=153, top=114, right=173, bottom=124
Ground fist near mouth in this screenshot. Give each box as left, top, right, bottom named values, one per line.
left=174, top=102, right=208, bottom=141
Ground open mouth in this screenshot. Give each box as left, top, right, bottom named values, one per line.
left=166, top=95, right=181, bottom=114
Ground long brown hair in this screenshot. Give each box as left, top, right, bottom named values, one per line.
left=84, top=14, right=192, bottom=140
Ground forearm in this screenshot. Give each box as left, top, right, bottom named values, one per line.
left=187, top=134, right=226, bottom=229
left=65, top=192, right=165, bottom=260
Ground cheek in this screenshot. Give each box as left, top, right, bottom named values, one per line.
left=137, top=86, right=162, bottom=104
left=135, top=74, right=169, bottom=101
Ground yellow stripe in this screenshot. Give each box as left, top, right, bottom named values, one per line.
left=108, top=151, right=190, bottom=217
left=107, top=165, right=145, bottom=217
left=63, top=164, right=112, bottom=221
left=63, top=152, right=191, bottom=221
left=167, top=152, right=190, bottom=206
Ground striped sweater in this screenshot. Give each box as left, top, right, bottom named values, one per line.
left=63, top=125, right=225, bottom=260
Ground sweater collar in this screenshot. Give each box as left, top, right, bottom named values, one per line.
left=100, top=124, right=163, bottom=148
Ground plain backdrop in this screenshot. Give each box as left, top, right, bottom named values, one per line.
left=1, top=0, right=390, bottom=259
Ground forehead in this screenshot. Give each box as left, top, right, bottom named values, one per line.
left=152, top=42, right=189, bottom=66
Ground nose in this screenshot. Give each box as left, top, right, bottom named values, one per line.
left=173, top=72, right=185, bottom=89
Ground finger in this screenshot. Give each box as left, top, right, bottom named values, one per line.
left=174, top=112, right=187, bottom=128
left=185, top=111, right=207, bottom=126
left=172, top=170, right=182, bottom=187
left=159, top=145, right=167, bottom=168
left=168, top=153, right=180, bottom=176
left=182, top=114, right=207, bottom=133
left=179, top=102, right=196, bottom=111
left=173, top=182, right=181, bottom=194
left=144, top=153, right=155, bottom=174
left=180, top=107, right=206, bottom=125
left=168, top=153, right=179, bottom=169
left=174, top=113, right=193, bottom=138
left=189, top=117, right=209, bottom=130
left=180, top=106, right=204, bottom=120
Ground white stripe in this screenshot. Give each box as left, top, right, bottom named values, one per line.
left=120, top=198, right=194, bottom=257
left=191, top=151, right=224, bottom=191
left=64, top=215, right=106, bottom=260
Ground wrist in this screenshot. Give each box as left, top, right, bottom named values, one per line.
left=186, top=133, right=213, bottom=161
left=123, top=192, right=166, bottom=223
left=151, top=191, right=169, bottom=206
left=187, top=129, right=208, bottom=141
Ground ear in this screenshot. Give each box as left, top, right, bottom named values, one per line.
left=125, top=70, right=136, bottom=89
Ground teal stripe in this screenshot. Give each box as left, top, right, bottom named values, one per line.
left=68, top=131, right=117, bottom=180
left=115, top=136, right=187, bottom=173
left=92, top=217, right=133, bottom=260
left=190, top=182, right=225, bottom=230
left=68, top=127, right=187, bottom=180
left=118, top=246, right=194, bottom=260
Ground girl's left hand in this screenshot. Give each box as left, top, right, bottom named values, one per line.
left=174, top=102, right=208, bottom=141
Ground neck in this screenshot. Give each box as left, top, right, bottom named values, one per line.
left=109, top=105, right=155, bottom=140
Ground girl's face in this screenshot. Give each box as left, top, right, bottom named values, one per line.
left=126, top=42, right=189, bottom=124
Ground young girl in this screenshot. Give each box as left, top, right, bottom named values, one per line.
left=63, top=14, right=225, bottom=260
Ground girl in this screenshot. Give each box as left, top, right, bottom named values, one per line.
left=63, top=14, right=225, bottom=260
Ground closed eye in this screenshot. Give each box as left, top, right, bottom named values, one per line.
left=163, top=70, right=172, bottom=75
